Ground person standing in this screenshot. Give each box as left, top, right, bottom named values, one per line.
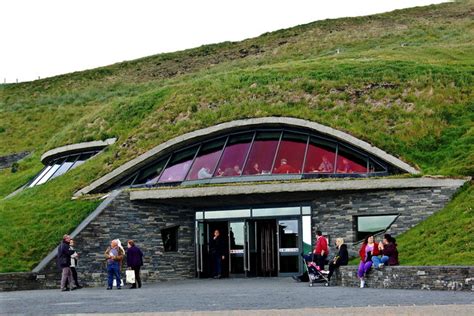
left=57, top=234, right=75, bottom=291
left=69, top=239, right=82, bottom=289
left=314, top=230, right=329, bottom=271
left=104, top=239, right=124, bottom=290
left=209, top=229, right=225, bottom=279
left=126, top=240, right=144, bottom=289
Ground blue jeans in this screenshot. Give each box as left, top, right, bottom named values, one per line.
left=372, top=255, right=389, bottom=267
left=107, top=261, right=121, bottom=288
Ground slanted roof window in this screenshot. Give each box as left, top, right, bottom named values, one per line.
left=112, top=127, right=399, bottom=191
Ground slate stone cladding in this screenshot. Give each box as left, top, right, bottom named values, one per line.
left=0, top=151, right=30, bottom=169
left=333, top=266, right=474, bottom=291
left=40, top=191, right=196, bottom=288
left=312, top=187, right=457, bottom=257
left=27, top=185, right=458, bottom=289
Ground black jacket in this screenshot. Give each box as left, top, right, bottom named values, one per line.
left=333, top=244, right=349, bottom=266
left=209, top=236, right=225, bottom=256
left=57, top=240, right=75, bottom=268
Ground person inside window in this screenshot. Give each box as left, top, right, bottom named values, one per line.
left=337, top=158, right=352, bottom=173
left=274, top=158, right=298, bottom=174
left=197, top=167, right=212, bottom=179
left=318, top=156, right=333, bottom=173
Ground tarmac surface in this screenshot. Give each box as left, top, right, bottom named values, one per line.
left=1, top=278, right=473, bottom=315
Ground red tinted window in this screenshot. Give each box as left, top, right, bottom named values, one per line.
left=186, top=138, right=226, bottom=180
left=303, top=137, right=336, bottom=173
left=215, top=133, right=253, bottom=177
left=273, top=132, right=307, bottom=174
left=159, top=146, right=198, bottom=183
left=336, top=146, right=367, bottom=173
left=243, top=131, right=281, bottom=175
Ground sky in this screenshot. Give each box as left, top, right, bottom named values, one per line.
left=0, top=0, right=447, bottom=83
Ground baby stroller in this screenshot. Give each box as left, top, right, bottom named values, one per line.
left=302, top=254, right=329, bottom=287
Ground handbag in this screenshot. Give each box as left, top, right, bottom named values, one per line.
left=126, top=269, right=136, bottom=284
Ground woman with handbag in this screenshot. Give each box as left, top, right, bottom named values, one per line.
left=126, top=240, right=144, bottom=289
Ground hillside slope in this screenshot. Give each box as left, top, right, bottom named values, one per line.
left=0, top=0, right=473, bottom=272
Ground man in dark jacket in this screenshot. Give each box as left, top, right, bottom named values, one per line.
left=126, top=240, right=144, bottom=289
left=209, top=229, right=225, bottom=279
left=57, top=234, right=75, bottom=291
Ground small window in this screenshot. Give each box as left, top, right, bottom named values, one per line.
left=355, top=215, right=398, bottom=241
left=161, top=226, right=179, bottom=252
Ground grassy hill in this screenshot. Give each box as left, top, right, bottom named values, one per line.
left=0, top=0, right=473, bottom=272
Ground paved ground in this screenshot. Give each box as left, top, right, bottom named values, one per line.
left=1, top=278, right=473, bottom=315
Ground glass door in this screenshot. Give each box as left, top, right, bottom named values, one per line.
left=195, top=221, right=207, bottom=278
left=229, top=221, right=246, bottom=276
left=277, top=219, right=300, bottom=276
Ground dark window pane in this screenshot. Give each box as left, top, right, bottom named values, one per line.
left=336, top=146, right=367, bottom=174
left=159, top=146, right=197, bottom=183
left=369, top=158, right=386, bottom=173
left=242, top=131, right=280, bottom=175
left=273, top=132, right=307, bottom=174
left=303, top=137, right=336, bottom=173
left=186, top=138, right=226, bottom=180
left=135, top=157, right=168, bottom=185
left=161, top=226, right=179, bottom=252
left=215, top=133, right=253, bottom=177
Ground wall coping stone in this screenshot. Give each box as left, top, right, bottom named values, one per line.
left=41, top=138, right=116, bottom=164
left=130, top=177, right=468, bottom=201
left=75, top=117, right=420, bottom=196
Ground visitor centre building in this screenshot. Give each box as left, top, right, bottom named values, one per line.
left=35, top=117, right=467, bottom=283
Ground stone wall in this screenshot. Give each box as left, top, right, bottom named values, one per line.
left=0, top=151, right=30, bottom=169
left=0, top=272, right=59, bottom=292
left=3, top=184, right=461, bottom=291
left=333, top=266, right=474, bottom=291
left=40, top=191, right=196, bottom=288
left=312, top=187, right=457, bottom=257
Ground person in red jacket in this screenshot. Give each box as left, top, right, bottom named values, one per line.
left=314, top=230, right=329, bottom=270
left=357, top=235, right=380, bottom=288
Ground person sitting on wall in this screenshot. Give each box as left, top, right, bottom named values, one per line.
left=357, top=235, right=380, bottom=288
left=372, top=234, right=399, bottom=269
left=314, top=230, right=329, bottom=271
left=274, top=158, right=298, bottom=174
left=336, top=158, right=353, bottom=173
left=327, top=237, right=349, bottom=282
left=197, top=167, right=213, bottom=179
left=318, top=156, right=333, bottom=173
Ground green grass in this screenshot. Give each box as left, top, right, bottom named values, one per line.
left=0, top=0, right=473, bottom=272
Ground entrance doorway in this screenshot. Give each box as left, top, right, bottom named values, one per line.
left=196, top=206, right=311, bottom=278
